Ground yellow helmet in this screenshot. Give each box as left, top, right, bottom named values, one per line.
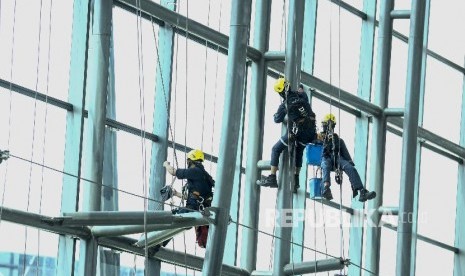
left=274, top=77, right=289, bottom=93
left=187, top=149, right=204, bottom=162
left=322, top=113, right=336, bottom=124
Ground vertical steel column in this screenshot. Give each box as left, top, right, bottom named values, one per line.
left=202, top=0, right=252, bottom=274
left=58, top=1, right=91, bottom=275
left=273, top=1, right=305, bottom=275
left=147, top=0, right=176, bottom=274
left=224, top=81, right=247, bottom=265
left=292, top=0, right=317, bottom=263
left=396, top=0, right=427, bottom=275
left=409, top=1, right=430, bottom=275
left=99, top=29, right=120, bottom=276
left=364, top=0, right=393, bottom=274
left=453, top=59, right=465, bottom=276
left=79, top=0, right=112, bottom=275
left=241, top=0, right=271, bottom=271
left=348, top=1, right=376, bottom=275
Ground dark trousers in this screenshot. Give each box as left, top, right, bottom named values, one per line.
left=321, top=156, right=363, bottom=190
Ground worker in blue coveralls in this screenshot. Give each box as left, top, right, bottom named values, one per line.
left=318, top=113, right=376, bottom=202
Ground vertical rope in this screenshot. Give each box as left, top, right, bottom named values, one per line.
left=35, top=0, right=54, bottom=274
left=200, top=0, right=211, bottom=149
left=24, top=0, right=45, bottom=272
left=182, top=1, right=189, bottom=273
left=336, top=3, right=347, bottom=274
left=0, top=0, right=18, bottom=232
left=208, top=0, right=223, bottom=172
left=134, top=0, right=150, bottom=273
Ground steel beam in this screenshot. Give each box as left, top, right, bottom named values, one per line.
left=272, top=1, right=305, bottom=275
left=396, top=0, right=428, bottom=275
left=391, top=10, right=411, bottom=19
left=264, top=51, right=285, bottom=61
left=283, top=258, right=346, bottom=275
left=202, top=0, right=252, bottom=274
left=384, top=108, right=405, bottom=117
left=365, top=0, right=394, bottom=274
left=453, top=59, right=465, bottom=276
left=241, top=1, right=271, bottom=269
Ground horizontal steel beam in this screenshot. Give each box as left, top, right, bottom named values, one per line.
left=307, top=196, right=355, bottom=215
left=0, top=206, right=247, bottom=275
left=257, top=160, right=271, bottom=170
left=388, top=117, right=465, bottom=160
left=0, top=206, right=90, bottom=238
left=378, top=206, right=399, bottom=215
left=0, top=78, right=73, bottom=111
left=98, top=236, right=249, bottom=276
left=135, top=228, right=187, bottom=248
left=58, top=211, right=175, bottom=226
left=283, top=258, right=346, bottom=275
left=269, top=61, right=384, bottom=116
left=116, top=0, right=262, bottom=61
left=384, top=107, right=404, bottom=117
left=391, top=10, right=411, bottom=19
left=382, top=222, right=459, bottom=253
left=264, top=51, right=285, bottom=61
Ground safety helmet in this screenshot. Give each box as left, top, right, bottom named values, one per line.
left=187, top=149, right=204, bottom=162
left=322, top=113, right=336, bottom=124
left=274, top=77, right=289, bottom=93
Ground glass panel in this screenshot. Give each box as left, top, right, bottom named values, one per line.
left=177, top=0, right=231, bottom=36
left=0, top=102, right=66, bottom=215
left=428, top=0, right=465, bottom=65
left=268, top=0, right=287, bottom=51
left=418, top=148, right=458, bottom=245
left=113, top=7, right=158, bottom=132
left=170, top=36, right=227, bottom=154
left=379, top=227, right=397, bottom=276
left=302, top=201, right=350, bottom=275
left=388, top=37, right=408, bottom=108
left=0, top=0, right=72, bottom=101
left=416, top=240, right=454, bottom=275
left=314, top=1, right=362, bottom=94
left=0, top=222, right=59, bottom=275
left=423, top=57, right=463, bottom=144
left=382, top=132, right=402, bottom=206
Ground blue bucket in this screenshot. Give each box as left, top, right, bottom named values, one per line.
left=309, top=177, right=323, bottom=199
left=306, top=143, right=323, bottom=166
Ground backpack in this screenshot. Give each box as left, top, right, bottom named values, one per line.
left=286, top=91, right=311, bottom=123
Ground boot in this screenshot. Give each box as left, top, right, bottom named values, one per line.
left=293, top=174, right=300, bottom=193
left=322, top=185, right=333, bottom=200
left=358, top=188, right=376, bottom=202
left=259, top=174, right=278, bottom=188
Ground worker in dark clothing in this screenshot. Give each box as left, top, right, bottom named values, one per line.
left=318, top=114, right=376, bottom=202
left=162, top=149, right=214, bottom=248
left=259, top=79, right=317, bottom=193
left=163, top=149, right=214, bottom=212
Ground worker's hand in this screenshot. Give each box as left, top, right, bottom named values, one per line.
left=163, top=161, right=170, bottom=167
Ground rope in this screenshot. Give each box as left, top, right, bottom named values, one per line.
left=0, top=0, right=17, bottom=240
left=208, top=0, right=222, bottom=171
left=134, top=0, right=152, bottom=273
left=23, top=0, right=46, bottom=272
left=35, top=0, right=54, bottom=273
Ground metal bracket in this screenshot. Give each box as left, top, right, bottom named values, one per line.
left=0, top=150, right=10, bottom=164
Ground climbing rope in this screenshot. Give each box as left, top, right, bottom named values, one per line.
left=134, top=0, right=152, bottom=272
left=23, top=0, right=48, bottom=272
